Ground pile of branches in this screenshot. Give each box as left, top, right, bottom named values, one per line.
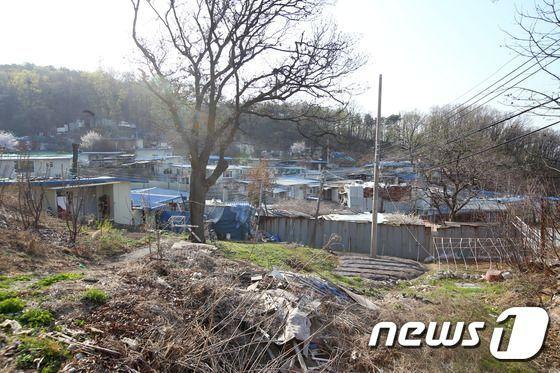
left=69, top=244, right=382, bottom=372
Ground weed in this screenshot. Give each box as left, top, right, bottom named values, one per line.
left=89, top=227, right=146, bottom=255
left=0, top=289, right=17, bottom=301
left=34, top=273, right=83, bottom=288
left=217, top=241, right=383, bottom=295
left=73, top=318, right=85, bottom=326
left=82, top=288, right=108, bottom=305
left=19, top=308, right=54, bottom=327
left=0, top=274, right=33, bottom=288
left=0, top=297, right=25, bottom=314
left=16, top=336, right=69, bottom=372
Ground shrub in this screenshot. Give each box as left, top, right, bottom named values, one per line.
left=0, top=297, right=26, bottom=314
left=19, top=308, right=54, bottom=327
left=34, top=273, right=83, bottom=288
left=81, top=288, right=108, bottom=305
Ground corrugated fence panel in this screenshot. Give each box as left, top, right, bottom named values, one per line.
left=261, top=217, right=497, bottom=261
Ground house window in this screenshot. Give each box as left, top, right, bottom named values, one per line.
left=14, top=160, right=34, bottom=173
left=224, top=170, right=233, bottom=178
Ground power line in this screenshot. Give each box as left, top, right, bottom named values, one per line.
left=448, top=55, right=522, bottom=105
left=429, top=119, right=560, bottom=169
left=433, top=96, right=559, bottom=148
left=444, top=29, right=560, bottom=118
left=373, top=48, right=559, bottom=156
left=380, top=97, right=558, bottom=160
left=447, top=55, right=559, bottom=123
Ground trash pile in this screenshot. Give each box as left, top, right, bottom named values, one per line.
left=65, top=242, right=382, bottom=372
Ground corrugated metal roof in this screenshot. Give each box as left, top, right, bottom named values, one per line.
left=275, top=176, right=320, bottom=187
left=319, top=213, right=386, bottom=223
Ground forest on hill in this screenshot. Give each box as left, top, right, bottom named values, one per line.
left=0, top=64, right=379, bottom=155
left=0, top=64, right=163, bottom=136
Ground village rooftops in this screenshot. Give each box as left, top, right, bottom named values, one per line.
left=274, top=176, right=320, bottom=186
left=319, top=212, right=425, bottom=225
left=170, top=164, right=250, bottom=171
left=0, top=153, right=72, bottom=160
left=0, top=176, right=132, bottom=187
left=79, top=151, right=130, bottom=156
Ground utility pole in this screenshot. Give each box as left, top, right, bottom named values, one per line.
left=370, top=74, right=382, bottom=257
left=310, top=170, right=325, bottom=247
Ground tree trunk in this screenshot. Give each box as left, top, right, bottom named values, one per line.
left=189, top=165, right=207, bottom=243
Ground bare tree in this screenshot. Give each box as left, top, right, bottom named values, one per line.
left=393, top=111, right=425, bottom=164
left=0, top=131, right=18, bottom=152
left=507, top=1, right=560, bottom=115
left=130, top=0, right=364, bottom=241
left=15, top=155, right=45, bottom=230
left=418, top=107, right=502, bottom=221
left=63, top=189, right=86, bottom=244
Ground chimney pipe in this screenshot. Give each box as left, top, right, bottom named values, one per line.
left=71, top=143, right=79, bottom=178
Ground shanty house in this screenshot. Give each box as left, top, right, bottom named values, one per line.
left=0, top=154, right=73, bottom=178
left=0, top=177, right=134, bottom=225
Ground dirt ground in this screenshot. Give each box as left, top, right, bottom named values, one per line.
left=1, top=236, right=559, bottom=372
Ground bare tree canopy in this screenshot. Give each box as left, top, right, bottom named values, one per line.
left=508, top=0, right=560, bottom=114
left=418, top=107, right=506, bottom=220
left=131, top=0, right=364, bottom=241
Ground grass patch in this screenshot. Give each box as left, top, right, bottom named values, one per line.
left=34, top=273, right=83, bottom=288
left=19, top=308, right=54, bottom=327
left=87, top=223, right=148, bottom=255
left=0, top=289, right=17, bottom=301
left=0, top=297, right=26, bottom=314
left=16, top=336, right=69, bottom=372
left=400, top=277, right=508, bottom=304
left=217, top=241, right=337, bottom=273
left=0, top=274, right=33, bottom=288
left=81, top=288, right=108, bottom=305
left=216, top=241, right=385, bottom=296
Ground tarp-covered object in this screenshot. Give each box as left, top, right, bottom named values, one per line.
left=211, top=204, right=255, bottom=240
left=130, top=187, right=187, bottom=210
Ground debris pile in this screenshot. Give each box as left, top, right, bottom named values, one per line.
left=65, top=242, right=382, bottom=372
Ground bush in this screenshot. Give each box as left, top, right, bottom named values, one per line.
left=0, top=297, right=26, bottom=314
left=82, top=288, right=108, bottom=305
left=19, top=308, right=54, bottom=327
left=16, top=336, right=69, bottom=372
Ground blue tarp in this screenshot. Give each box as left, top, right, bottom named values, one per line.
left=152, top=201, right=255, bottom=240
left=211, top=204, right=255, bottom=240
left=130, top=187, right=188, bottom=210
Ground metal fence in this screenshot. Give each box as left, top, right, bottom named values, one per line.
left=260, top=216, right=500, bottom=261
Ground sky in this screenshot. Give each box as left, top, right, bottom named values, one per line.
left=0, top=0, right=554, bottom=121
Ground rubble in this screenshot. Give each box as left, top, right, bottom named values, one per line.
left=0, top=320, right=22, bottom=334
left=430, top=270, right=481, bottom=281
left=484, top=269, right=504, bottom=282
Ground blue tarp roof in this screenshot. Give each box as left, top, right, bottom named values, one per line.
left=130, top=187, right=188, bottom=210
left=209, top=155, right=233, bottom=161
left=395, top=172, right=417, bottom=181
left=331, top=151, right=355, bottom=162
